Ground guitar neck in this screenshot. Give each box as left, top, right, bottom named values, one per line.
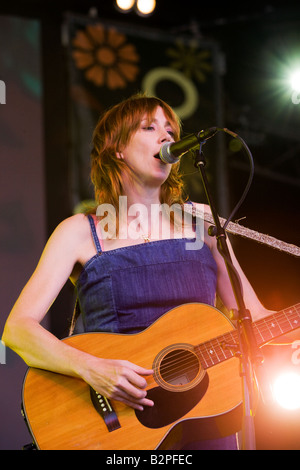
left=253, top=303, right=300, bottom=346
left=195, top=303, right=300, bottom=369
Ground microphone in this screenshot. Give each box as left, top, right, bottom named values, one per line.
left=158, top=127, right=219, bottom=164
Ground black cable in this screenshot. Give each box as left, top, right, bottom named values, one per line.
left=221, top=128, right=255, bottom=230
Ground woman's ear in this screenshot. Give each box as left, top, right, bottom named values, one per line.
left=116, top=152, right=124, bottom=160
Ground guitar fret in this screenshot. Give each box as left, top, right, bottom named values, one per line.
left=285, top=307, right=300, bottom=329
left=208, top=340, right=220, bottom=363
left=195, top=345, right=211, bottom=369
left=218, top=332, right=237, bottom=359
left=222, top=334, right=237, bottom=359
left=273, top=313, right=293, bottom=333
left=202, top=342, right=216, bottom=367
left=267, top=318, right=283, bottom=335
left=195, top=303, right=300, bottom=371
left=215, top=338, right=228, bottom=360
left=254, top=305, right=300, bottom=347
left=196, top=331, right=237, bottom=370
left=254, top=323, right=265, bottom=343
left=254, top=318, right=279, bottom=343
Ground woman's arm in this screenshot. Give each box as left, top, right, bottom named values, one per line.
left=210, top=231, right=273, bottom=322
left=2, top=214, right=153, bottom=410
left=195, top=203, right=273, bottom=322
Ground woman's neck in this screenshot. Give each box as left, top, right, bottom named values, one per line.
left=122, top=182, right=161, bottom=210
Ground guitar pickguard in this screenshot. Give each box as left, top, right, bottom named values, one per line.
left=135, top=372, right=209, bottom=428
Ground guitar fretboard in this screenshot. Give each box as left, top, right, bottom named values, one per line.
left=195, top=303, right=300, bottom=369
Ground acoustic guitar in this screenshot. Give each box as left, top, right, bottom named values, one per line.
left=22, top=302, right=300, bottom=450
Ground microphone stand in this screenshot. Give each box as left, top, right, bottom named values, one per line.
left=193, top=143, right=263, bottom=450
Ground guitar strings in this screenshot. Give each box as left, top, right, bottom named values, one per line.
left=149, top=307, right=300, bottom=382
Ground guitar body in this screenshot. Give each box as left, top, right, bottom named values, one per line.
left=22, top=303, right=243, bottom=450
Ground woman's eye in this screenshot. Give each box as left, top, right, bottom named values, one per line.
left=142, top=125, right=174, bottom=137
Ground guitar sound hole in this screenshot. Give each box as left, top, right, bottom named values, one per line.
left=160, top=349, right=199, bottom=386
left=136, top=344, right=209, bottom=429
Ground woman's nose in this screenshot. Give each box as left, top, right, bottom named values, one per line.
left=160, top=130, right=173, bottom=143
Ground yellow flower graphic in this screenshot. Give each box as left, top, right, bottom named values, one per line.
left=166, top=40, right=212, bottom=83
left=72, top=24, right=140, bottom=89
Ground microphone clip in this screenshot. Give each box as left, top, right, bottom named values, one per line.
left=193, top=142, right=207, bottom=168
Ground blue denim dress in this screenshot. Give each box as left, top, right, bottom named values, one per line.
left=76, top=215, right=217, bottom=334
left=75, top=214, right=239, bottom=450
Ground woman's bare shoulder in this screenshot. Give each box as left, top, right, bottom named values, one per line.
left=54, top=213, right=91, bottom=240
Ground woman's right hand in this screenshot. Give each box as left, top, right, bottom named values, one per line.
left=80, top=356, right=154, bottom=411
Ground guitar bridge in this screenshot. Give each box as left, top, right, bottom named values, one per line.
left=89, top=387, right=121, bottom=432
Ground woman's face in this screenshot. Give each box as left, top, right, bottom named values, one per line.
left=118, top=106, right=176, bottom=189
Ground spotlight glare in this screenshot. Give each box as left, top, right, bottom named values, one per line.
left=136, top=0, right=156, bottom=16
left=272, top=372, right=300, bottom=410
left=115, top=0, right=135, bottom=12
left=290, top=69, right=300, bottom=93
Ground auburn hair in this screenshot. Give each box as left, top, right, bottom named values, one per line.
left=90, top=94, right=186, bottom=222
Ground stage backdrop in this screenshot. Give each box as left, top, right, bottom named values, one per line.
left=0, top=16, right=46, bottom=449
left=65, top=15, right=228, bottom=215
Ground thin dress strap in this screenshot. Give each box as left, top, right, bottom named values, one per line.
left=87, top=214, right=102, bottom=254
